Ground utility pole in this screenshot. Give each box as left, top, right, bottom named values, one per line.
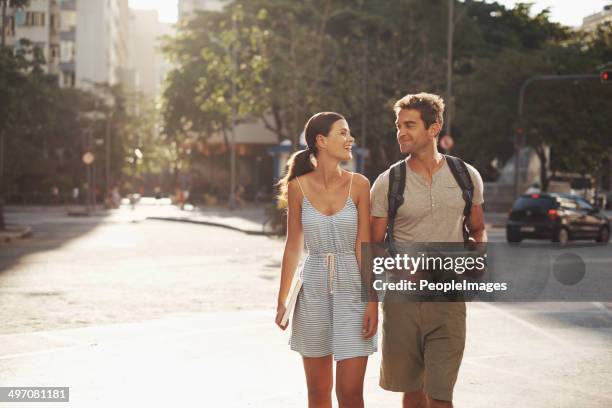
left=0, top=131, right=5, bottom=230
left=105, top=111, right=112, bottom=195
left=361, top=33, right=368, bottom=164
left=446, top=0, right=454, bottom=139
left=514, top=73, right=600, bottom=198
left=228, top=10, right=237, bottom=210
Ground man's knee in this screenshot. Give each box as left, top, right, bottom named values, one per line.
left=427, top=396, right=452, bottom=408
left=402, top=389, right=426, bottom=408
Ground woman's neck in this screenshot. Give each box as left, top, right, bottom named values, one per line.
left=313, top=158, right=343, bottom=189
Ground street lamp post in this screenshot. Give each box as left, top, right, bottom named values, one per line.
left=514, top=74, right=600, bottom=198
left=105, top=111, right=112, bottom=197
left=0, top=130, right=5, bottom=230
left=446, top=0, right=454, bottom=139
left=82, top=79, right=114, bottom=199
left=228, top=11, right=238, bottom=210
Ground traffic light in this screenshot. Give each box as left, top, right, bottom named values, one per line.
left=601, top=70, right=611, bottom=83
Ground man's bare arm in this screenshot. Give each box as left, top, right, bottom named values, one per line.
left=466, top=204, right=487, bottom=243
left=371, top=216, right=388, bottom=243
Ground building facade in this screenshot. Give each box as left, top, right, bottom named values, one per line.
left=71, top=0, right=128, bottom=88
left=2, top=0, right=61, bottom=76
left=582, top=5, right=612, bottom=31
left=2, top=0, right=129, bottom=88
left=178, top=0, right=227, bottom=20
left=128, top=9, right=173, bottom=99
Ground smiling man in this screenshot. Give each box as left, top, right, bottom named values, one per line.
left=370, top=92, right=486, bottom=408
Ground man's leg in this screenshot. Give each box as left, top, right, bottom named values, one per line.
left=379, top=303, right=425, bottom=406
left=403, top=389, right=427, bottom=408
left=427, top=397, right=453, bottom=408
left=421, top=302, right=466, bottom=406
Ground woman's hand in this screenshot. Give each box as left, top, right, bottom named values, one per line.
left=362, top=302, right=378, bottom=338
left=275, top=304, right=288, bottom=330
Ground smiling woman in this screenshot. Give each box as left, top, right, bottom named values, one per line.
left=128, top=0, right=178, bottom=23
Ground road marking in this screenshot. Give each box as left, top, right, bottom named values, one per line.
left=592, top=302, right=612, bottom=316
left=475, top=303, right=576, bottom=349
left=464, top=358, right=612, bottom=402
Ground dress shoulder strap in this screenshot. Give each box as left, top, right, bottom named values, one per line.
left=348, top=172, right=354, bottom=197
left=295, top=176, right=306, bottom=198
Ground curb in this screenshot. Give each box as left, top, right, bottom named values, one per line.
left=67, top=210, right=111, bottom=217
left=147, top=216, right=267, bottom=236
left=486, top=223, right=506, bottom=229
left=0, top=225, right=33, bottom=243
left=150, top=216, right=507, bottom=236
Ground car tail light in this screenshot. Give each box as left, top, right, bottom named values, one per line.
left=547, top=209, right=559, bottom=220
left=531, top=194, right=540, bottom=198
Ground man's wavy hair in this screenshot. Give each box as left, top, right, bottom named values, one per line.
left=393, top=92, right=445, bottom=135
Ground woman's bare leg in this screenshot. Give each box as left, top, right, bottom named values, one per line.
left=335, top=356, right=368, bottom=408
left=303, top=355, right=333, bottom=408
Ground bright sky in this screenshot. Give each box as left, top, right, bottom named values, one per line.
left=128, top=0, right=611, bottom=27
left=129, top=0, right=178, bottom=23
left=486, top=0, right=611, bottom=27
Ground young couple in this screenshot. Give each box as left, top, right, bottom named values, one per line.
left=275, top=92, right=486, bottom=408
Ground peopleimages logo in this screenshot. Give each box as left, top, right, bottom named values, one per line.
left=372, top=278, right=508, bottom=294
left=372, top=253, right=487, bottom=275
left=360, top=242, right=612, bottom=302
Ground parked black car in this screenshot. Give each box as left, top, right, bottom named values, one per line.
left=506, top=193, right=610, bottom=243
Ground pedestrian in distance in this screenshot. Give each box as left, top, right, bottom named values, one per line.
left=275, top=112, right=378, bottom=408
left=72, top=186, right=79, bottom=205
left=370, top=93, right=487, bottom=408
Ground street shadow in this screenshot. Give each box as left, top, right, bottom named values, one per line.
left=0, top=207, right=110, bottom=276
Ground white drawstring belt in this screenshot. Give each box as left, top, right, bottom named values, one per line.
left=325, top=253, right=336, bottom=294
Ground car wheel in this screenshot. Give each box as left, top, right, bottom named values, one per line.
left=553, top=227, right=569, bottom=244
left=507, top=231, right=522, bottom=243
left=596, top=226, right=610, bottom=243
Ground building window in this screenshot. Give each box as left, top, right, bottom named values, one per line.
left=22, top=12, right=46, bottom=27
left=3, top=16, right=16, bottom=37
left=50, top=44, right=60, bottom=60
left=50, top=13, right=60, bottom=30
left=60, top=41, right=75, bottom=62
left=62, top=71, right=75, bottom=87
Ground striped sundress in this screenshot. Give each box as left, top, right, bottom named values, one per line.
left=289, top=173, right=378, bottom=361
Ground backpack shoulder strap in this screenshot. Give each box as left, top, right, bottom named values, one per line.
left=445, top=155, right=474, bottom=218
left=445, top=155, right=475, bottom=242
left=386, top=159, right=406, bottom=244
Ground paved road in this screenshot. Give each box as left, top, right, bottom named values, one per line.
left=1, top=207, right=611, bottom=407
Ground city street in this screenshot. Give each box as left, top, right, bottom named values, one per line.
left=2, top=0, right=611, bottom=406
left=1, top=205, right=611, bottom=407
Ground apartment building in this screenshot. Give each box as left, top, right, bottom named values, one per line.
left=2, top=0, right=61, bottom=76
left=128, top=9, right=169, bottom=98
left=178, top=0, right=228, bottom=20
left=582, top=5, right=612, bottom=31
left=70, top=0, right=129, bottom=88
left=2, top=0, right=129, bottom=88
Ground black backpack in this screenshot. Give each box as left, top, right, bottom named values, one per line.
left=385, top=155, right=474, bottom=244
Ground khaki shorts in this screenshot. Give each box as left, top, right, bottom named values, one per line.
left=379, top=302, right=466, bottom=401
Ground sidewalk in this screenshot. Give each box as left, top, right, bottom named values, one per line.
left=0, top=225, right=32, bottom=244
left=147, top=205, right=267, bottom=235
left=150, top=204, right=510, bottom=233
left=1, top=305, right=610, bottom=407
